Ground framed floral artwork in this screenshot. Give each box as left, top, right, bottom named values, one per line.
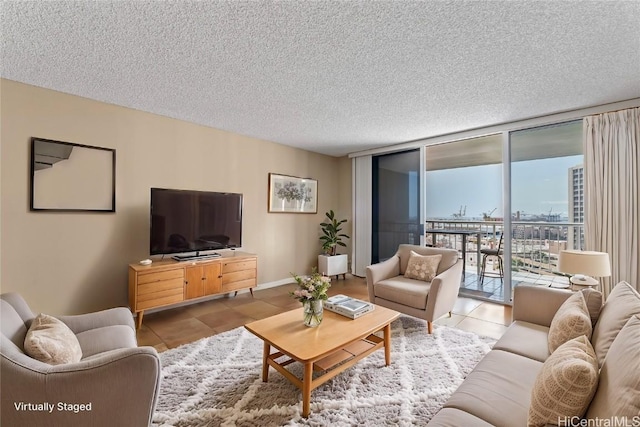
left=268, top=173, right=317, bottom=213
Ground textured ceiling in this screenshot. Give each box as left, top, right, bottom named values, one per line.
left=2, top=1, right=639, bottom=157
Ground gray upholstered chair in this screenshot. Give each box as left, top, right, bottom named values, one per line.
left=1, top=292, right=161, bottom=427
left=366, top=244, right=463, bottom=334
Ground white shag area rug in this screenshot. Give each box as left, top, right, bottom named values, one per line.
left=153, top=315, right=495, bottom=427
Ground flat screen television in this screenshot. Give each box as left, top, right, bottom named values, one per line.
left=150, top=188, right=243, bottom=256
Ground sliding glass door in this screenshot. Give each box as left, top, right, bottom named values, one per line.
left=417, top=121, right=583, bottom=303
left=360, top=119, right=584, bottom=304
left=424, top=135, right=503, bottom=300
left=372, top=149, right=422, bottom=263
left=509, top=120, right=584, bottom=292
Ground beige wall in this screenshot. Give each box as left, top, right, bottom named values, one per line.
left=0, top=79, right=353, bottom=315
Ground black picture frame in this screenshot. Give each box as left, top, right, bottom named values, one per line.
left=30, top=137, right=116, bottom=212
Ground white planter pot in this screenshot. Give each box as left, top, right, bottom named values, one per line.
left=318, top=254, right=348, bottom=279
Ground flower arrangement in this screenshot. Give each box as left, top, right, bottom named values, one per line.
left=275, top=181, right=312, bottom=203
left=290, top=269, right=331, bottom=302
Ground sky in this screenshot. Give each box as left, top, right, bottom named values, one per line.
left=425, top=155, right=583, bottom=220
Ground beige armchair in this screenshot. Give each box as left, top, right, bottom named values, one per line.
left=1, top=292, right=161, bottom=427
left=366, top=244, right=463, bottom=333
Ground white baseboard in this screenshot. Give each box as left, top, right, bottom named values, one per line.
left=253, top=277, right=294, bottom=290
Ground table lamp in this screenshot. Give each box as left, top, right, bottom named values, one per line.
left=557, top=250, right=611, bottom=290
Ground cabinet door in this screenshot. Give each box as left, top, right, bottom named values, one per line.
left=184, top=266, right=205, bottom=300
left=203, top=263, right=222, bottom=295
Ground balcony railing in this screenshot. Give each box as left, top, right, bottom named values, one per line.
left=425, top=219, right=585, bottom=277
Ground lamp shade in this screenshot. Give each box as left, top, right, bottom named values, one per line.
left=558, top=250, right=611, bottom=277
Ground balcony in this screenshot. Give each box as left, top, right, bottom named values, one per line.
left=425, top=219, right=584, bottom=302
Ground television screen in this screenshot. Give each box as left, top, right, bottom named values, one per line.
left=150, top=188, right=243, bottom=255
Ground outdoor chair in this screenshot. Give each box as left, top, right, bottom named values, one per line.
left=479, top=233, right=504, bottom=286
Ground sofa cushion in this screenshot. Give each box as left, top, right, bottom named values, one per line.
left=548, top=291, right=592, bottom=353
left=426, top=407, right=495, bottom=426
left=493, top=321, right=550, bottom=362
left=528, top=335, right=599, bottom=427
left=75, top=325, right=138, bottom=358
left=581, top=288, right=603, bottom=326
left=443, top=350, right=543, bottom=427
left=1, top=299, right=29, bottom=350
left=23, top=313, right=82, bottom=365
left=587, top=314, right=640, bottom=419
left=591, top=281, right=640, bottom=367
left=374, top=277, right=430, bottom=310
left=404, top=252, right=441, bottom=282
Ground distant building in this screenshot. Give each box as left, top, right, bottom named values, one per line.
left=548, top=240, right=567, bottom=255
left=568, top=164, right=585, bottom=249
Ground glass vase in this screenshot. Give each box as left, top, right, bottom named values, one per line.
left=303, top=299, right=323, bottom=327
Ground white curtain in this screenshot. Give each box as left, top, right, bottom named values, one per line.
left=584, top=107, right=639, bottom=296
left=352, top=156, right=372, bottom=277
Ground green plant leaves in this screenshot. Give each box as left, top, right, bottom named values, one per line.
left=319, top=210, right=350, bottom=255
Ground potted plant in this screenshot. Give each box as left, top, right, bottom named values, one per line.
left=318, top=210, right=350, bottom=279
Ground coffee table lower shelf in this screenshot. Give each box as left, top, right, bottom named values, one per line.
left=268, top=333, right=382, bottom=374
left=262, top=332, right=388, bottom=417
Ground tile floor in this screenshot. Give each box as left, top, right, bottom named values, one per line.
left=136, top=275, right=511, bottom=352
left=459, top=263, right=571, bottom=302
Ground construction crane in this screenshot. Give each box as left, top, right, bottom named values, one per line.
left=547, top=207, right=560, bottom=222
left=482, top=208, right=497, bottom=221
left=452, top=205, right=466, bottom=218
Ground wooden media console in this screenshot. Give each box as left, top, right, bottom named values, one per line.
left=128, top=251, right=257, bottom=329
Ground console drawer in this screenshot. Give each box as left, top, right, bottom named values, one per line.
left=222, top=278, right=256, bottom=292
left=222, top=259, right=256, bottom=274
left=222, top=269, right=256, bottom=285
left=138, top=269, right=184, bottom=285
left=138, top=278, right=184, bottom=295
left=137, top=290, right=184, bottom=310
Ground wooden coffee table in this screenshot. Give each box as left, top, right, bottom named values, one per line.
left=244, top=305, right=400, bottom=417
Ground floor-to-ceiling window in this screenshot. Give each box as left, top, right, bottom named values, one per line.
left=352, top=102, right=631, bottom=302
left=509, top=120, right=584, bottom=291
left=422, top=121, right=584, bottom=302
left=425, top=135, right=504, bottom=299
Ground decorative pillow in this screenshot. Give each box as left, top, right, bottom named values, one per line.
left=548, top=291, right=592, bottom=353
left=24, top=313, right=82, bottom=365
left=404, top=252, right=442, bottom=282
left=591, top=281, right=640, bottom=367
left=587, top=315, right=640, bottom=419
left=528, top=335, right=599, bottom=427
